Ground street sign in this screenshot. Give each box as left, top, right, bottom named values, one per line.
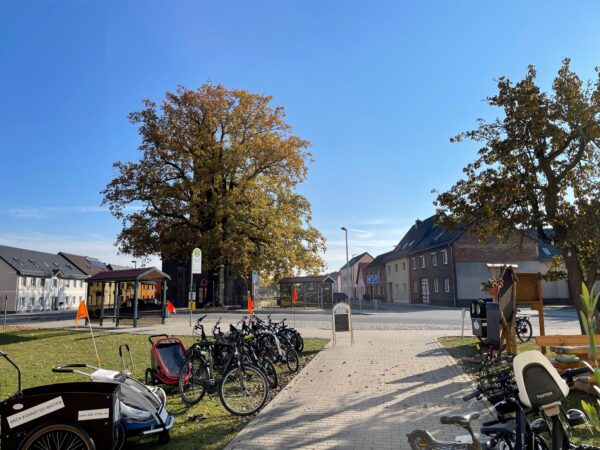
left=366, top=274, right=379, bottom=284
left=252, top=270, right=259, bottom=285
left=200, top=278, right=208, bottom=287
left=191, top=248, right=202, bottom=274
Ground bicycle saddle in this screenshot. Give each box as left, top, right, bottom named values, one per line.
left=440, top=412, right=479, bottom=426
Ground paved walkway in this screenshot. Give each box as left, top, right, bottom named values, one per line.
left=227, top=330, right=488, bottom=450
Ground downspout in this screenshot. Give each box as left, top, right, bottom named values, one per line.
left=450, top=243, right=458, bottom=307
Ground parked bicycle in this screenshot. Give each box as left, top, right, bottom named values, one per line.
left=515, top=316, right=533, bottom=343
left=178, top=316, right=269, bottom=416
left=408, top=350, right=598, bottom=450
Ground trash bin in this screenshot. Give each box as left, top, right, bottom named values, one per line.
left=470, top=298, right=492, bottom=339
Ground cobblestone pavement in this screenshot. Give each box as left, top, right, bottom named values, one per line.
left=226, top=330, right=490, bottom=450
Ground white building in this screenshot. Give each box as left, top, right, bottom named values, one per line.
left=338, top=252, right=373, bottom=300
left=0, top=245, right=88, bottom=312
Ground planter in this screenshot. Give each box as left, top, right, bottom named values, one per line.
left=487, top=287, right=499, bottom=298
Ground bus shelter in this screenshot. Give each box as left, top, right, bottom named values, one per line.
left=86, top=268, right=170, bottom=328
left=279, top=275, right=334, bottom=308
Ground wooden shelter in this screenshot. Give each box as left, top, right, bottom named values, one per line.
left=86, top=267, right=170, bottom=328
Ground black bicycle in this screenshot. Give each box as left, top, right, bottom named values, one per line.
left=515, top=316, right=533, bottom=342
left=178, top=318, right=269, bottom=416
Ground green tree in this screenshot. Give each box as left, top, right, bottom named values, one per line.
left=435, top=59, right=600, bottom=319
left=102, top=84, right=326, bottom=288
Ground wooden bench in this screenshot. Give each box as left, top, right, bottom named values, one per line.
left=535, top=335, right=600, bottom=370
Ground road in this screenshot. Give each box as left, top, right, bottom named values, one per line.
left=2, top=304, right=582, bottom=337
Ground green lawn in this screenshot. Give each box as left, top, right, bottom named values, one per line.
left=0, top=327, right=327, bottom=450
left=438, top=336, right=600, bottom=446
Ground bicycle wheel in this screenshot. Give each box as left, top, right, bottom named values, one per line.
left=178, top=354, right=209, bottom=406
left=21, top=423, right=95, bottom=450
left=261, top=358, right=279, bottom=388
left=285, top=348, right=299, bottom=373
left=258, top=334, right=280, bottom=363
left=294, top=332, right=304, bottom=353
left=219, top=364, right=268, bottom=416
left=516, top=318, right=533, bottom=342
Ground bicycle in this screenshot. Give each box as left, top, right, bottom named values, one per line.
left=515, top=316, right=533, bottom=343
left=178, top=317, right=269, bottom=416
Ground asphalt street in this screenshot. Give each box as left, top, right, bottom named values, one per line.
left=2, top=304, right=582, bottom=335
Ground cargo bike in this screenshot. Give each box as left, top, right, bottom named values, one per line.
left=0, top=351, right=123, bottom=450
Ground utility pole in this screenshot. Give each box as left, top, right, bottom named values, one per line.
left=341, top=227, right=349, bottom=302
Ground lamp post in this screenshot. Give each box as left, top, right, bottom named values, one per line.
left=352, top=253, right=358, bottom=307
left=341, top=227, right=349, bottom=302
left=132, top=260, right=137, bottom=269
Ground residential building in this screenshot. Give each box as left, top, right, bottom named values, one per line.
left=338, top=252, right=373, bottom=300
left=364, top=251, right=393, bottom=300
left=355, top=262, right=370, bottom=300
left=404, top=215, right=570, bottom=307
left=0, top=245, right=87, bottom=312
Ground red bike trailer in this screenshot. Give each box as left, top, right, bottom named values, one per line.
left=145, top=334, right=188, bottom=386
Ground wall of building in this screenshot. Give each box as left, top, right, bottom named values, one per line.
left=456, top=261, right=570, bottom=305
left=16, top=275, right=85, bottom=311
left=0, top=258, right=18, bottom=312
left=408, top=247, right=455, bottom=305
left=339, top=254, right=373, bottom=300
left=454, top=231, right=538, bottom=262
left=384, top=257, right=410, bottom=303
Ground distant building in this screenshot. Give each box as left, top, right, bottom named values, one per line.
left=364, top=251, right=393, bottom=300
left=338, top=252, right=373, bottom=300
left=0, top=245, right=87, bottom=312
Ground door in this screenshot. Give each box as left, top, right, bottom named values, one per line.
left=420, top=278, right=430, bottom=304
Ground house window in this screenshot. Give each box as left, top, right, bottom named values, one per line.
left=444, top=278, right=451, bottom=293
left=41, top=278, right=46, bottom=287
left=413, top=280, right=418, bottom=293
left=395, top=283, right=399, bottom=293
left=29, top=297, right=35, bottom=307
left=419, top=255, right=425, bottom=269
left=434, top=279, right=439, bottom=293
left=431, top=253, right=437, bottom=267
left=442, top=250, right=448, bottom=265
left=66, top=280, right=70, bottom=288
left=394, top=263, right=398, bottom=272
left=53, top=279, right=57, bottom=287
left=411, top=258, right=416, bottom=270
left=402, top=261, right=406, bottom=271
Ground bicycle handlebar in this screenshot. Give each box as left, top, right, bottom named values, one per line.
left=52, top=363, right=88, bottom=373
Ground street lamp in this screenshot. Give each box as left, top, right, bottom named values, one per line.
left=341, top=227, right=349, bottom=302
left=132, top=260, right=137, bottom=269
left=351, top=253, right=358, bottom=302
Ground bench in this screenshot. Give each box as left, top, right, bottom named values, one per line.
left=535, top=335, right=600, bottom=370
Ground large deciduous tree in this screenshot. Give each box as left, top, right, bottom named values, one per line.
left=102, top=84, right=326, bottom=283
left=435, top=59, right=600, bottom=317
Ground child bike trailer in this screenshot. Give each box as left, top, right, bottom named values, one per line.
left=52, top=362, right=174, bottom=445
left=145, top=334, right=187, bottom=386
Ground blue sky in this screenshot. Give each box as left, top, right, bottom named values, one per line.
left=1, top=1, right=599, bottom=270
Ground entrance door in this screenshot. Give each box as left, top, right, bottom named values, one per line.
left=420, top=278, right=430, bottom=304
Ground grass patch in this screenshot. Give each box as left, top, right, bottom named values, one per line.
left=438, top=336, right=600, bottom=446
left=0, top=328, right=327, bottom=450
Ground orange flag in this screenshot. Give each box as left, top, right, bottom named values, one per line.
left=292, top=287, right=298, bottom=304
left=166, top=300, right=176, bottom=314
left=247, top=293, right=254, bottom=314
left=74, top=301, right=89, bottom=328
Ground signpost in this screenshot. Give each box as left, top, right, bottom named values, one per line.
left=332, top=302, right=353, bottom=346
left=190, top=248, right=202, bottom=326
left=366, top=274, right=379, bottom=310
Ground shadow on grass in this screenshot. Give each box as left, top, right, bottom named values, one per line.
left=0, top=329, right=75, bottom=345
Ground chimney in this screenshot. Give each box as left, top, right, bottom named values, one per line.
left=415, top=219, right=422, bottom=228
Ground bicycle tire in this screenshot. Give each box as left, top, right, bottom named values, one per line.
left=21, top=423, right=96, bottom=450
left=285, top=348, right=300, bottom=373
left=219, top=364, right=268, bottom=416
left=178, top=354, right=209, bottom=406
left=516, top=318, right=533, bottom=343
left=294, top=332, right=304, bottom=353
left=261, top=358, right=279, bottom=389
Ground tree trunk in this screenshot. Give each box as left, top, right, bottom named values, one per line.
left=563, top=252, right=586, bottom=333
